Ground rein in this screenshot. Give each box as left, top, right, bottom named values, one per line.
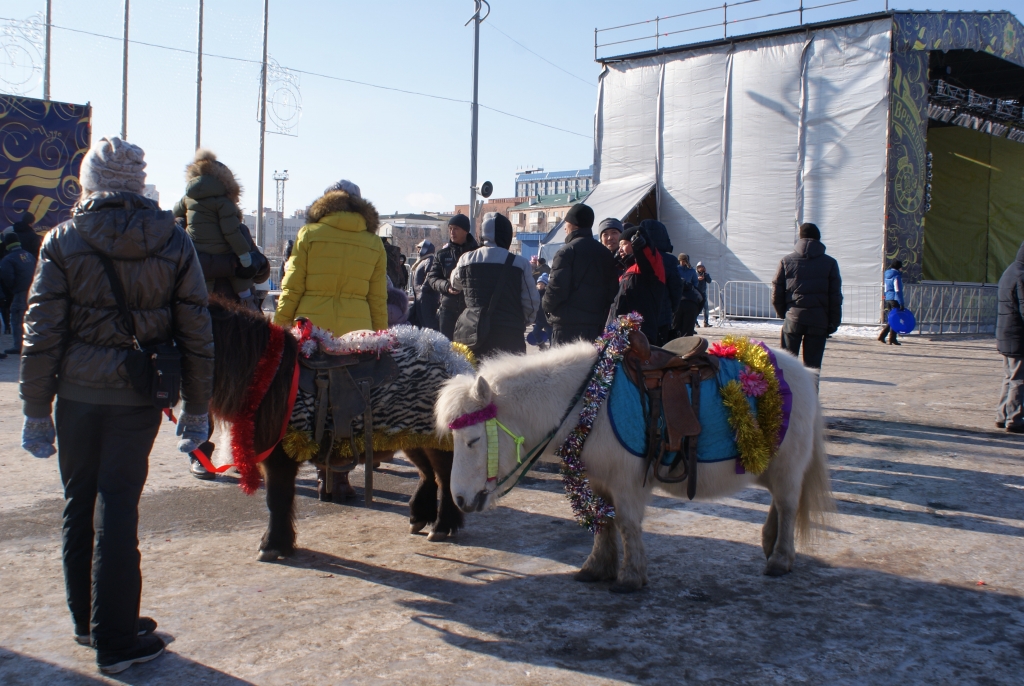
left=449, top=356, right=601, bottom=499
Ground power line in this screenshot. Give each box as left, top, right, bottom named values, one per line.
left=487, top=22, right=595, bottom=88
left=1, top=16, right=592, bottom=139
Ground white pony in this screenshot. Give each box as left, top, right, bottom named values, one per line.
left=436, top=340, right=833, bottom=592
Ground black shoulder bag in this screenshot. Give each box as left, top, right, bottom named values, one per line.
left=455, top=252, right=517, bottom=354
left=95, top=252, right=182, bottom=408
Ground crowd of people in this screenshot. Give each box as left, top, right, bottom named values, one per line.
left=402, top=202, right=720, bottom=357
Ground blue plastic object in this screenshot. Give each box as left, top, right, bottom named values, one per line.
left=888, top=307, right=916, bottom=334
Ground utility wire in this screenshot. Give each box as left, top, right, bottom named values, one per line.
left=2, top=16, right=592, bottom=138
left=486, top=22, right=595, bottom=88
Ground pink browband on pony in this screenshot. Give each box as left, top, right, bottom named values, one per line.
left=448, top=403, right=498, bottom=430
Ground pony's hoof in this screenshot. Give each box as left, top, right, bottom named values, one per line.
left=257, top=549, right=282, bottom=562
left=410, top=521, right=428, bottom=535
left=609, top=581, right=643, bottom=594
left=574, top=569, right=606, bottom=583
left=427, top=528, right=450, bottom=542
left=763, top=560, right=792, bottom=577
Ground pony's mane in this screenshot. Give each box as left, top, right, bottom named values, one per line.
left=435, top=341, right=598, bottom=434
left=208, top=295, right=298, bottom=452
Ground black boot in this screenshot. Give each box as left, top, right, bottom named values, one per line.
left=888, top=333, right=901, bottom=346
left=877, top=330, right=887, bottom=343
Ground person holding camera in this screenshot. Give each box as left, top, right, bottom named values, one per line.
left=610, top=223, right=666, bottom=343
left=877, top=259, right=905, bottom=346
left=19, top=137, right=214, bottom=674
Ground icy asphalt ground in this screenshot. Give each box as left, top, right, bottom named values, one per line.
left=1, top=324, right=1022, bottom=685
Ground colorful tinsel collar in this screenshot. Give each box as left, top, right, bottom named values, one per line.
left=292, top=318, right=398, bottom=358
left=448, top=403, right=498, bottom=430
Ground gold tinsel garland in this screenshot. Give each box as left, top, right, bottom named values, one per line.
left=281, top=426, right=453, bottom=463
left=716, top=336, right=783, bottom=475
left=450, top=341, right=477, bottom=368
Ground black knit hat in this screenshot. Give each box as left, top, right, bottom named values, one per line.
left=493, top=214, right=514, bottom=250
left=564, top=203, right=594, bottom=230
left=3, top=232, right=20, bottom=247
left=448, top=213, right=471, bottom=232
left=799, top=222, right=820, bottom=240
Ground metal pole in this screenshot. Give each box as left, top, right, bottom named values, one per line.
left=469, top=0, right=481, bottom=231
left=195, top=0, right=204, bottom=149
left=121, top=0, right=129, bottom=139
left=723, top=3, right=728, bottom=40
left=256, top=0, right=269, bottom=248
left=43, top=0, right=51, bottom=100
left=656, top=17, right=659, bottom=50
left=799, top=0, right=804, bottom=25
left=594, top=27, right=597, bottom=61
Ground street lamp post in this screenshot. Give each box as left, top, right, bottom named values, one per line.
left=466, top=1, right=489, bottom=229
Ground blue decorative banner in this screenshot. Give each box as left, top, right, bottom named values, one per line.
left=0, top=96, right=91, bottom=230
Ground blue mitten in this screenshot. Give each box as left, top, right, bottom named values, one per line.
left=176, top=413, right=209, bottom=453
left=23, top=416, right=56, bottom=458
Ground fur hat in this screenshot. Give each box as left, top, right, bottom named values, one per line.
left=564, top=203, right=594, bottom=230
left=186, top=149, right=242, bottom=203
left=799, top=222, right=821, bottom=240
left=80, top=137, right=147, bottom=194
left=325, top=179, right=361, bottom=198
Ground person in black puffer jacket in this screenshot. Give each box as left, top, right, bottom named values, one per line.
left=0, top=232, right=37, bottom=355
left=11, top=211, right=43, bottom=259
left=610, top=223, right=666, bottom=343
left=451, top=213, right=538, bottom=357
left=542, top=204, right=619, bottom=344
left=641, top=219, right=684, bottom=343
left=19, top=137, right=213, bottom=674
left=771, top=222, right=842, bottom=371
left=427, top=214, right=479, bottom=339
left=409, top=240, right=440, bottom=331
left=996, top=240, right=1024, bottom=433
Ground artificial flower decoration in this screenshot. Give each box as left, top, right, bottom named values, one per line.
left=739, top=367, right=768, bottom=397
left=708, top=341, right=739, bottom=358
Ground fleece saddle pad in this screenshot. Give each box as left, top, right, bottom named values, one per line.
left=608, top=357, right=754, bottom=463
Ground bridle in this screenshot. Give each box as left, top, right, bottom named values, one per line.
left=447, top=364, right=599, bottom=498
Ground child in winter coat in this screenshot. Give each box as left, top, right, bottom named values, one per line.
left=173, top=149, right=255, bottom=302
left=0, top=231, right=36, bottom=356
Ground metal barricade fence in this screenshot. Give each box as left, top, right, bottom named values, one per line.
left=720, top=281, right=883, bottom=326
left=904, top=283, right=998, bottom=334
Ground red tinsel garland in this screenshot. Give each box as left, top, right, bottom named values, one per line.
left=230, top=324, right=286, bottom=494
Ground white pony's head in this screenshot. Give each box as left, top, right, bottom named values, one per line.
left=436, top=373, right=517, bottom=513
left=436, top=342, right=599, bottom=514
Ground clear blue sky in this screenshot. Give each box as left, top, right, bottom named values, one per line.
left=4, top=0, right=1022, bottom=218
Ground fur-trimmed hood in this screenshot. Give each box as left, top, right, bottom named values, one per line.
left=185, top=149, right=241, bottom=203
left=306, top=191, right=379, bottom=233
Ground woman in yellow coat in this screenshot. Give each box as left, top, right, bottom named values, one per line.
left=274, top=180, right=388, bottom=335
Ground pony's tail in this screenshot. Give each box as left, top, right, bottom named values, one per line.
left=796, top=403, right=835, bottom=546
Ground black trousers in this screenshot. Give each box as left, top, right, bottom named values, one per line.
left=56, top=398, right=161, bottom=650
left=878, top=299, right=901, bottom=342
left=438, top=304, right=463, bottom=341
left=10, top=293, right=26, bottom=351
left=673, top=300, right=702, bottom=338
left=552, top=324, right=605, bottom=346
left=780, top=320, right=827, bottom=369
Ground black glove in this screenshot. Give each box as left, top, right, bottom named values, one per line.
left=235, top=252, right=259, bottom=279
left=629, top=230, right=647, bottom=251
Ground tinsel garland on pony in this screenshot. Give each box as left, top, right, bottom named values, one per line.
left=281, top=324, right=477, bottom=463
left=554, top=312, right=644, bottom=533
left=707, top=336, right=788, bottom=475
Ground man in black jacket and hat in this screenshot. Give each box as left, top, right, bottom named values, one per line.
left=11, top=212, right=43, bottom=259
left=542, top=204, right=619, bottom=344
left=996, top=241, right=1024, bottom=433
left=641, top=219, right=684, bottom=343
left=427, top=214, right=479, bottom=340
left=771, top=222, right=842, bottom=371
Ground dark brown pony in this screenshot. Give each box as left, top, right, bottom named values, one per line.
left=207, top=296, right=462, bottom=560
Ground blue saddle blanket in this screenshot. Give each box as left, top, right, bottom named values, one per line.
left=607, top=358, right=754, bottom=463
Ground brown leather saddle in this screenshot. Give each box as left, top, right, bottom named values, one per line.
left=298, top=348, right=398, bottom=503
left=622, top=332, right=719, bottom=499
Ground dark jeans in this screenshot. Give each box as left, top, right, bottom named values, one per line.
left=10, top=294, right=25, bottom=351
left=56, top=398, right=161, bottom=650
left=438, top=304, right=462, bottom=341
left=998, top=355, right=1024, bottom=429
left=781, top=320, right=827, bottom=370
left=673, top=299, right=702, bottom=338
left=701, top=296, right=710, bottom=326
left=878, top=299, right=901, bottom=342
left=552, top=324, right=605, bottom=346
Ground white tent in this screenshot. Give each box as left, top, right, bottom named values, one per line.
left=587, top=17, right=891, bottom=286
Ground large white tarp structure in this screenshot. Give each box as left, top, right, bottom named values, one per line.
left=593, top=18, right=892, bottom=286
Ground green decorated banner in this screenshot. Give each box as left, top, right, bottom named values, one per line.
left=0, top=96, right=91, bottom=230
